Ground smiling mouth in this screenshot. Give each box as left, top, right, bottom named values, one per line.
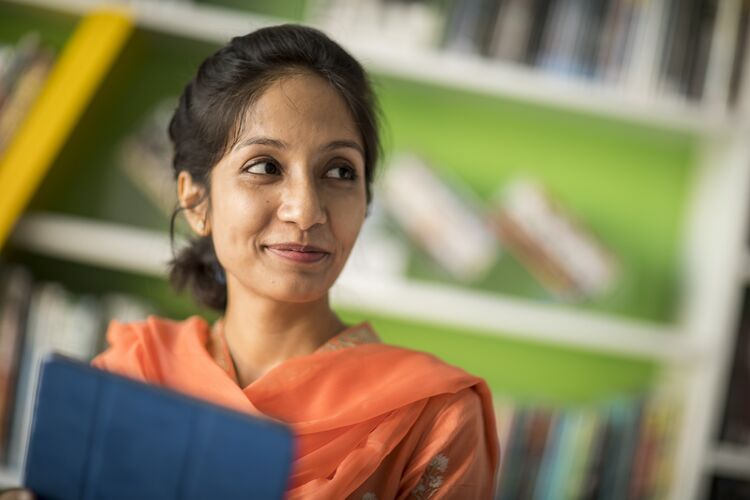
left=264, top=243, right=330, bottom=264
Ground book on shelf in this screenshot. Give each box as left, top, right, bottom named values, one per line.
left=708, top=476, right=750, bottom=500
left=117, top=97, right=179, bottom=220
left=658, top=0, right=718, bottom=100
left=490, top=178, right=620, bottom=302
left=0, top=266, right=32, bottom=464
left=516, top=408, right=554, bottom=498
left=310, top=0, right=747, bottom=106
left=720, top=287, right=750, bottom=446
left=0, top=32, right=55, bottom=157
left=0, top=9, right=133, bottom=248
left=440, top=0, right=501, bottom=56
left=492, top=392, right=681, bottom=500
left=484, top=0, right=537, bottom=63
left=729, top=0, right=750, bottom=107
left=379, top=153, right=500, bottom=283
left=309, top=0, right=442, bottom=51
left=0, top=264, right=152, bottom=470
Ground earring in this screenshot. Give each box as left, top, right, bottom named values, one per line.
left=197, top=220, right=205, bottom=232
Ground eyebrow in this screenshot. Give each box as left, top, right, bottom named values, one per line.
left=233, top=136, right=365, bottom=158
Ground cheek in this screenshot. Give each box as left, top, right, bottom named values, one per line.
left=210, top=187, right=274, bottom=258
left=330, top=195, right=367, bottom=250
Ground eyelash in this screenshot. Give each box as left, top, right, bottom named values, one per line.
left=241, top=159, right=358, bottom=181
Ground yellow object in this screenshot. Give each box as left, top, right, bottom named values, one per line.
left=0, top=8, right=133, bottom=248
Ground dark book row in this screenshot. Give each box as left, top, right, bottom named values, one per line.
left=708, top=475, right=750, bottom=500
left=0, top=265, right=149, bottom=469
left=720, top=286, right=750, bottom=447
left=441, top=0, right=722, bottom=100
left=317, top=0, right=749, bottom=105
left=492, top=392, right=681, bottom=500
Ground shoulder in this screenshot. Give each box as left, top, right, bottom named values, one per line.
left=401, top=387, right=500, bottom=497
left=420, top=388, right=488, bottom=446
left=330, top=336, right=495, bottom=416
left=91, top=315, right=210, bottom=381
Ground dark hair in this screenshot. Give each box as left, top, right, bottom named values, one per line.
left=167, top=24, right=381, bottom=311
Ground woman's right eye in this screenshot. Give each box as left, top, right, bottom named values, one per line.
left=244, top=161, right=280, bottom=175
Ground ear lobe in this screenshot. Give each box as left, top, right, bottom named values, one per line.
left=177, top=171, right=210, bottom=235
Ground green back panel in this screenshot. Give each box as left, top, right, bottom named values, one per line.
left=1, top=5, right=680, bottom=403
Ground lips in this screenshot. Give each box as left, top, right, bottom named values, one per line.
left=264, top=243, right=330, bottom=264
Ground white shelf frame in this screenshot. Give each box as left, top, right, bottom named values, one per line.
left=8, top=212, right=701, bottom=363
left=4, top=1, right=750, bottom=499
left=0, top=467, right=21, bottom=488
left=6, top=0, right=741, bottom=135
left=704, top=444, right=750, bottom=481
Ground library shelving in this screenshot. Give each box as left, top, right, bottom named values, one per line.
left=1, top=1, right=749, bottom=499
left=700, top=254, right=750, bottom=496
left=704, top=443, right=750, bottom=482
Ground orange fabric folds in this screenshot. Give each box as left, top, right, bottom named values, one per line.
left=92, top=315, right=500, bottom=499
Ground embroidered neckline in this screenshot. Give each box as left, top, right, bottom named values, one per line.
left=206, top=320, right=381, bottom=381
left=315, top=323, right=381, bottom=352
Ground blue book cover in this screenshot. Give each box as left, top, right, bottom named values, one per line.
left=23, top=354, right=294, bottom=500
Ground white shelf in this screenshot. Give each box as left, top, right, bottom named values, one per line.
left=343, top=40, right=732, bottom=135
left=332, top=272, right=701, bottom=362
left=704, top=444, right=750, bottom=480
left=7, top=0, right=737, bottom=135
left=9, top=212, right=704, bottom=363
left=10, top=213, right=176, bottom=277
left=0, top=466, right=21, bottom=488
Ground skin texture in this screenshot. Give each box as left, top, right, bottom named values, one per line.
left=178, top=72, right=368, bottom=387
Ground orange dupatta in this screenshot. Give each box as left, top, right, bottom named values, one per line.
left=91, top=315, right=499, bottom=499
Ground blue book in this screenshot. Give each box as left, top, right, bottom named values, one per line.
left=23, top=354, right=294, bottom=500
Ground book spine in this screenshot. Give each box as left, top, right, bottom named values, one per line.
left=0, top=267, right=32, bottom=463
left=0, top=9, right=133, bottom=248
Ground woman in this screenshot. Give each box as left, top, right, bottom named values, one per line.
left=7, top=24, right=499, bottom=499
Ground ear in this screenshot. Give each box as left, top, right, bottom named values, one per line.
left=177, top=171, right=211, bottom=236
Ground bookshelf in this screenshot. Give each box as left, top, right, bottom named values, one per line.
left=698, top=249, right=750, bottom=496
left=0, top=1, right=749, bottom=499
left=10, top=212, right=700, bottom=362
left=704, top=444, right=750, bottom=482
left=0, top=3, right=132, bottom=246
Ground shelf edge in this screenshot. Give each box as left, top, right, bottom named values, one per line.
left=9, top=212, right=702, bottom=363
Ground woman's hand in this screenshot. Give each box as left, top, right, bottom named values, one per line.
left=0, top=488, right=34, bottom=500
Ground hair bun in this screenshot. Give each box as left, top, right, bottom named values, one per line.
left=168, top=236, right=227, bottom=310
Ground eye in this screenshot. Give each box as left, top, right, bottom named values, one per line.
left=325, top=165, right=357, bottom=181
left=244, top=160, right=281, bottom=175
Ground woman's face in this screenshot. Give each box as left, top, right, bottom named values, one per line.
left=186, top=72, right=368, bottom=304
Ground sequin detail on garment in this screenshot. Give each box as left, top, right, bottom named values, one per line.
left=411, top=453, right=449, bottom=499
left=317, top=324, right=381, bottom=352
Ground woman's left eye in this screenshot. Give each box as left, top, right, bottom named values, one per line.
left=325, top=165, right=357, bottom=180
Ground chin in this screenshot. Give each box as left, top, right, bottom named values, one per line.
left=262, top=279, right=334, bottom=304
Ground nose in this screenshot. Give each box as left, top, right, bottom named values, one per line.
left=277, top=175, right=327, bottom=230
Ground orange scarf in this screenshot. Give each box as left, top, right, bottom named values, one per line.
left=92, top=315, right=499, bottom=498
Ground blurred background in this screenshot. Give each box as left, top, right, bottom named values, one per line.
left=0, top=0, right=749, bottom=498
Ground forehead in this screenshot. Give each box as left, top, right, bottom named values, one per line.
left=236, top=73, right=361, bottom=146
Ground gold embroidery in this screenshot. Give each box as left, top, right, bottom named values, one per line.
left=411, top=453, right=449, bottom=499
left=317, top=324, right=380, bottom=352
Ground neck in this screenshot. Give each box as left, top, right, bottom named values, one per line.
left=220, top=279, right=345, bottom=387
